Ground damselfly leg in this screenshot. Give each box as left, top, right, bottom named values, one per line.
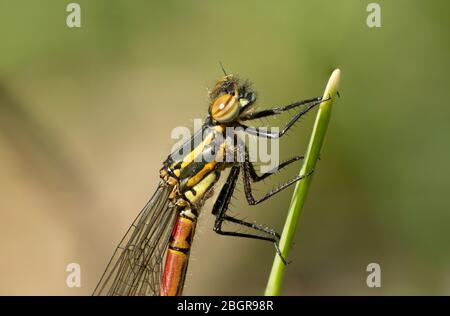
left=212, top=166, right=289, bottom=265
left=236, top=139, right=312, bottom=205
left=239, top=97, right=327, bottom=138
left=246, top=156, right=304, bottom=182
left=212, top=166, right=286, bottom=262
left=239, top=96, right=323, bottom=121
left=212, top=156, right=312, bottom=264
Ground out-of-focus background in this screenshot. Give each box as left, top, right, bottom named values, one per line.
left=0, top=0, right=449, bottom=295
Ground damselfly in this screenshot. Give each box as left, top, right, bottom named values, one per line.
left=93, top=71, right=326, bottom=296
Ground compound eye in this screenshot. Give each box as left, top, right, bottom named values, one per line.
left=210, top=94, right=240, bottom=123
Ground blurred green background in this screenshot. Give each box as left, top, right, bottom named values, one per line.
left=0, top=0, right=449, bottom=295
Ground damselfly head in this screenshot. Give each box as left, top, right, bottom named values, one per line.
left=208, top=75, right=256, bottom=124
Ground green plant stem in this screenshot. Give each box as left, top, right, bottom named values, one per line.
left=264, top=69, right=341, bottom=296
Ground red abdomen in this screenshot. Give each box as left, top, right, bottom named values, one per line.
left=160, top=215, right=196, bottom=296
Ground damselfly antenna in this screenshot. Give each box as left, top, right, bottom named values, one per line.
left=219, top=61, right=228, bottom=76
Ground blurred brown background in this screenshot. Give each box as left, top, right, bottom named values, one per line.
left=0, top=0, right=449, bottom=295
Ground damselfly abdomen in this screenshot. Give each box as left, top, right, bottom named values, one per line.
left=93, top=73, right=325, bottom=296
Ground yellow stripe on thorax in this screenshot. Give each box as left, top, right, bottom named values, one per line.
left=185, top=140, right=226, bottom=187
left=180, top=126, right=224, bottom=168
left=186, top=161, right=217, bottom=187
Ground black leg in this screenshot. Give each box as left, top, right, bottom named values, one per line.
left=239, top=97, right=329, bottom=139
left=211, top=165, right=240, bottom=217
left=234, top=135, right=304, bottom=182
left=211, top=166, right=287, bottom=264
left=235, top=140, right=312, bottom=205
left=221, top=215, right=280, bottom=239
left=243, top=164, right=312, bottom=205
left=239, top=96, right=322, bottom=121
left=247, top=155, right=304, bottom=182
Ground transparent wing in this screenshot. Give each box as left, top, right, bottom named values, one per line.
left=93, top=182, right=177, bottom=296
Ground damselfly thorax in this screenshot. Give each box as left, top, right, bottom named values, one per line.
left=94, top=73, right=326, bottom=296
